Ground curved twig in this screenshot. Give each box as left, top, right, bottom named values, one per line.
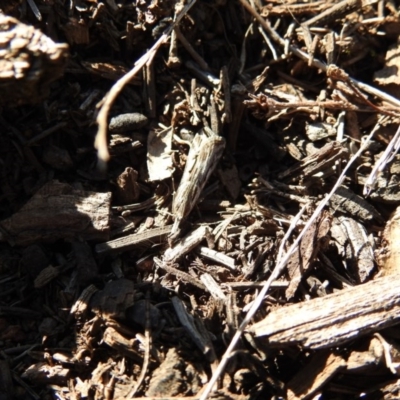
left=94, top=0, right=198, bottom=165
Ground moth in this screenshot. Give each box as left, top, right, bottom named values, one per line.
left=171, top=128, right=225, bottom=239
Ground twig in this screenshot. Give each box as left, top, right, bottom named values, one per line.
left=199, top=116, right=385, bottom=400
left=128, top=291, right=151, bottom=398
left=164, top=226, right=209, bottom=263
left=258, top=25, right=279, bottom=60
left=185, top=60, right=220, bottom=87
left=171, top=296, right=214, bottom=358
left=26, top=122, right=67, bottom=145
left=197, top=247, right=236, bottom=270
left=27, top=0, right=42, bottom=21
left=175, top=26, right=209, bottom=71
left=95, top=225, right=172, bottom=254
left=167, top=27, right=181, bottom=68
left=302, top=0, right=362, bottom=28
left=95, top=0, right=198, bottom=165
left=220, top=66, right=232, bottom=124
left=144, top=62, right=156, bottom=119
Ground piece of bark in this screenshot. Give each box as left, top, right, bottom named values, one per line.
left=64, top=17, right=89, bottom=45
left=374, top=43, right=400, bottom=99
left=0, top=180, right=111, bottom=246
left=302, top=0, right=362, bottom=27
left=164, top=225, right=208, bottom=263
left=329, top=186, right=383, bottom=224
left=200, top=273, right=226, bottom=301
left=370, top=379, right=400, bottom=399
left=197, top=246, right=236, bottom=270
left=287, top=351, right=346, bottom=400
left=217, top=163, right=241, bottom=200
left=171, top=296, right=215, bottom=361
left=286, top=210, right=332, bottom=299
left=95, top=225, right=172, bottom=254
left=154, top=257, right=206, bottom=290
left=251, top=274, right=400, bottom=349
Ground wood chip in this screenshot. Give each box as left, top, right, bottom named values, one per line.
left=251, top=274, right=400, bottom=349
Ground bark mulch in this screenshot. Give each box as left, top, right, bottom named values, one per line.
left=1, top=1, right=400, bottom=399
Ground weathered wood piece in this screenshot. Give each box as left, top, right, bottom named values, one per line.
left=199, top=273, right=226, bottom=301
left=114, top=167, right=140, bottom=204
left=171, top=297, right=215, bottom=360
left=329, top=186, right=383, bottom=223
left=197, top=246, right=236, bottom=270
left=164, top=225, right=208, bottom=263
left=251, top=274, right=400, bottom=349
left=0, top=180, right=111, bottom=246
left=34, top=265, right=62, bottom=288
left=95, top=225, right=172, bottom=254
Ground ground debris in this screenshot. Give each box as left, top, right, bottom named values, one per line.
left=1, top=1, right=400, bottom=399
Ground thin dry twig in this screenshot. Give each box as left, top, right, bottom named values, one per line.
left=128, top=291, right=151, bottom=398
left=95, top=0, right=198, bottom=165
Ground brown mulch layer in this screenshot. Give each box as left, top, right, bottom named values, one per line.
left=1, top=1, right=400, bottom=399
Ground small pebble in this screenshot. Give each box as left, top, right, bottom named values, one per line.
left=109, top=112, right=148, bottom=132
